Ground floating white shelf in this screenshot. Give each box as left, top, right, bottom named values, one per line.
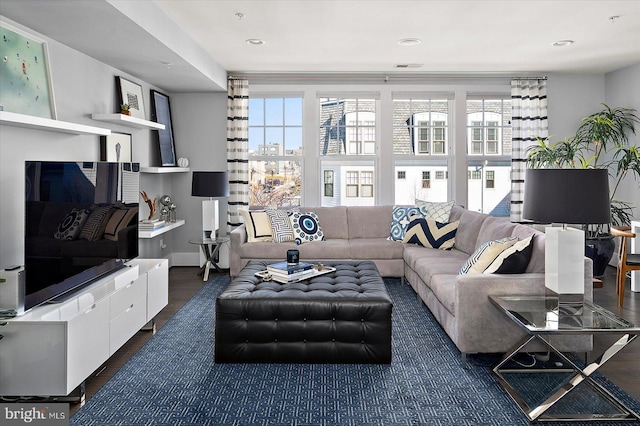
left=140, top=166, right=190, bottom=174
left=91, top=113, right=165, bottom=130
left=0, top=111, right=110, bottom=135
left=138, top=219, right=185, bottom=239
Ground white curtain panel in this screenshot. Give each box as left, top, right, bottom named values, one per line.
left=510, top=79, right=548, bottom=223
left=227, top=78, right=249, bottom=232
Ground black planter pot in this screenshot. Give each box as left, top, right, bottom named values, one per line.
left=585, top=235, right=616, bottom=278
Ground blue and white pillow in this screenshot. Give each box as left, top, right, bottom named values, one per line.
left=291, top=211, right=325, bottom=245
left=266, top=209, right=296, bottom=243
left=402, top=216, right=459, bottom=250
left=389, top=206, right=422, bottom=241
left=417, top=200, right=455, bottom=222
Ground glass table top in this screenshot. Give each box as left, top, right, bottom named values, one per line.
left=490, top=296, right=639, bottom=333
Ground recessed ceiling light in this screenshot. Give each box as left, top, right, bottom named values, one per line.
left=398, top=38, right=421, bottom=46
left=246, top=39, right=265, bottom=46
left=551, top=40, right=574, bottom=47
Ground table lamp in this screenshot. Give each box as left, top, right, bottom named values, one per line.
left=191, top=171, right=229, bottom=239
left=523, top=168, right=610, bottom=303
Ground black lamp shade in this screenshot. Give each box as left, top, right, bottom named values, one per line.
left=191, top=171, right=229, bottom=197
left=523, top=168, right=610, bottom=224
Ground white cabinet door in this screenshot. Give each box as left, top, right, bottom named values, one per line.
left=147, top=260, right=169, bottom=321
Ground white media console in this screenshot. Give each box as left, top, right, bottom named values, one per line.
left=0, top=258, right=168, bottom=398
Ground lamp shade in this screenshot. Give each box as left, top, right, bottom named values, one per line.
left=523, top=168, right=610, bottom=224
left=191, top=171, right=229, bottom=197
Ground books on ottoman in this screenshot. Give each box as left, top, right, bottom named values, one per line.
left=267, top=261, right=313, bottom=276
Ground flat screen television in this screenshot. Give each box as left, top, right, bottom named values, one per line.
left=24, top=161, right=140, bottom=311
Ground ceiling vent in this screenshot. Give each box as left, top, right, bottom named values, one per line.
left=395, top=64, right=423, bottom=69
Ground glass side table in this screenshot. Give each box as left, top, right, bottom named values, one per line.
left=188, top=236, right=230, bottom=281
left=489, top=295, right=640, bottom=422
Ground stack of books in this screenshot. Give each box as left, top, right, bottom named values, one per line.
left=139, top=219, right=165, bottom=230
left=267, top=261, right=314, bottom=282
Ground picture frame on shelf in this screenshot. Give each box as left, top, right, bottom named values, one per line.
left=150, top=89, right=177, bottom=166
left=0, top=21, right=56, bottom=119
left=115, top=76, right=145, bottom=119
left=100, top=132, right=132, bottom=162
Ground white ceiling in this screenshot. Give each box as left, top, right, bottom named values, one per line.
left=2, top=1, right=640, bottom=92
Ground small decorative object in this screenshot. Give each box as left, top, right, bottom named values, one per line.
left=150, top=90, right=177, bottom=166
left=116, top=76, right=146, bottom=119
left=315, top=263, right=325, bottom=271
left=177, top=157, right=189, bottom=168
left=169, top=203, right=177, bottom=223
left=287, top=249, right=299, bottom=265
left=159, top=195, right=172, bottom=222
left=120, top=103, right=130, bottom=115
left=140, top=191, right=157, bottom=220
left=100, top=132, right=132, bottom=162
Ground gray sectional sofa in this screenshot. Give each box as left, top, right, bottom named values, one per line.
left=229, top=205, right=593, bottom=362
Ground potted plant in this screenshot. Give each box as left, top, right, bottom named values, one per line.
left=527, top=104, right=640, bottom=277
left=120, top=104, right=130, bottom=115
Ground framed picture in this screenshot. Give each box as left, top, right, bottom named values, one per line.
left=0, top=21, right=56, bottom=119
left=100, top=132, right=132, bottom=162
left=115, top=76, right=146, bottom=119
left=150, top=90, right=177, bottom=166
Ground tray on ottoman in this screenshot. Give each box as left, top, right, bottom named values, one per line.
left=215, top=260, right=392, bottom=364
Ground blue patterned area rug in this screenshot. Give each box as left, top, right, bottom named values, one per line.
left=71, top=276, right=640, bottom=426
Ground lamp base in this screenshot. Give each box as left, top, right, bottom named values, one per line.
left=545, top=227, right=585, bottom=298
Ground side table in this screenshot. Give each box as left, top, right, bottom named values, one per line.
left=490, top=295, right=640, bottom=422
left=189, top=237, right=230, bottom=281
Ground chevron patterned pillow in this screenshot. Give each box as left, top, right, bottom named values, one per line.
left=402, top=216, right=459, bottom=250
left=266, top=209, right=296, bottom=243
left=459, top=237, right=518, bottom=275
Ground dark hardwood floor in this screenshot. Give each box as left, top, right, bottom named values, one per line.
left=70, top=265, right=640, bottom=417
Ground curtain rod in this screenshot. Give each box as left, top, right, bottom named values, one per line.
left=229, top=73, right=547, bottom=82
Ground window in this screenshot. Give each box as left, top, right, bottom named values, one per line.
left=346, top=171, right=359, bottom=197
left=422, top=171, right=431, bottom=189
left=248, top=96, right=303, bottom=207
left=486, top=170, right=495, bottom=189
left=436, top=171, right=445, bottom=180
left=397, top=171, right=406, bottom=179
left=360, top=171, right=373, bottom=197
left=324, top=170, right=334, bottom=197
left=319, top=98, right=376, bottom=156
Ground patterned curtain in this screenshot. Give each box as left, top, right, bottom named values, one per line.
left=510, top=79, right=548, bottom=222
left=227, top=78, right=249, bottom=232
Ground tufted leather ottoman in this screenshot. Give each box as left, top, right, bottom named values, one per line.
left=215, top=260, right=392, bottom=363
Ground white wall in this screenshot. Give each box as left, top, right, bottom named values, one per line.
left=605, top=63, right=640, bottom=219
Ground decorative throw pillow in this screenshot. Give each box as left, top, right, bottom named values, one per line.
left=266, top=209, right=296, bottom=243
left=104, top=205, right=138, bottom=241
left=389, top=206, right=422, bottom=241
left=54, top=208, right=91, bottom=241
left=459, top=237, right=519, bottom=275
left=291, top=211, right=325, bottom=245
left=416, top=200, right=455, bottom=222
left=239, top=209, right=273, bottom=242
left=484, top=234, right=535, bottom=274
left=402, top=216, right=459, bottom=250
left=79, top=206, right=114, bottom=241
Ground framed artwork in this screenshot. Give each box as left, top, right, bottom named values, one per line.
left=0, top=21, right=56, bottom=119
left=100, top=132, right=132, bottom=162
left=150, top=89, right=177, bottom=166
left=115, top=76, right=146, bottom=119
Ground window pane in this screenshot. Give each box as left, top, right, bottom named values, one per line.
left=285, top=97, right=302, bottom=126
left=249, top=160, right=301, bottom=207
left=393, top=98, right=449, bottom=156
left=248, top=98, right=264, bottom=126
left=394, top=160, right=448, bottom=204
left=321, top=160, right=375, bottom=206
left=265, top=98, right=283, bottom=126
left=467, top=162, right=510, bottom=216
left=285, top=127, right=302, bottom=154
left=248, top=127, right=264, bottom=154
left=320, top=98, right=376, bottom=156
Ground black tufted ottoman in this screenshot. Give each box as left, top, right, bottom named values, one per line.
left=215, top=260, right=392, bottom=363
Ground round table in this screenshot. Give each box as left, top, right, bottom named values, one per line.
left=188, top=236, right=230, bottom=281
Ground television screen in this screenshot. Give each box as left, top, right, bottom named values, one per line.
left=24, top=161, right=139, bottom=311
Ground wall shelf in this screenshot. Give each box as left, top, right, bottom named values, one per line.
left=140, top=166, right=190, bottom=174
left=0, top=111, right=110, bottom=135
left=91, top=113, right=165, bottom=130
left=139, top=219, right=185, bottom=239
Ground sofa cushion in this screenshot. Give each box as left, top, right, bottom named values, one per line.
left=347, top=205, right=394, bottom=239
left=238, top=241, right=298, bottom=259
left=402, top=217, right=459, bottom=250
left=403, top=245, right=469, bottom=271
left=299, top=206, right=348, bottom=239
left=265, top=209, right=296, bottom=243
left=485, top=234, right=535, bottom=274
left=475, top=216, right=518, bottom=251
left=349, top=238, right=404, bottom=260
left=452, top=209, right=488, bottom=255
left=429, top=274, right=458, bottom=315
left=240, top=209, right=273, bottom=242
left=389, top=206, right=422, bottom=241
left=417, top=200, right=455, bottom=222
left=459, top=237, right=518, bottom=275
left=54, top=208, right=91, bottom=241
left=291, top=211, right=325, bottom=244
left=413, top=256, right=467, bottom=288
left=295, top=239, right=351, bottom=259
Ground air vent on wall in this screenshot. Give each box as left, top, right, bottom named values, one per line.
left=395, top=64, right=423, bottom=69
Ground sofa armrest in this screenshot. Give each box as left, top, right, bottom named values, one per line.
left=229, top=224, right=247, bottom=277
left=230, top=224, right=247, bottom=249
